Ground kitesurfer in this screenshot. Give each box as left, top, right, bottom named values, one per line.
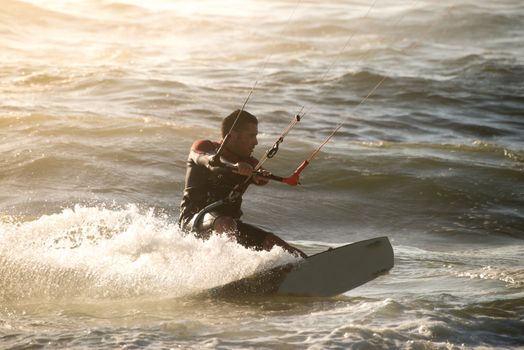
left=179, top=109, right=306, bottom=258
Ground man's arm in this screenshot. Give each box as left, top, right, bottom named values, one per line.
left=190, top=140, right=258, bottom=177
left=189, top=140, right=217, bottom=168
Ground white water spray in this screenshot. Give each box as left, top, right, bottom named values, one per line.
left=0, top=204, right=299, bottom=302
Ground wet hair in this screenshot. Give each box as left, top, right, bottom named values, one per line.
left=221, top=109, right=258, bottom=137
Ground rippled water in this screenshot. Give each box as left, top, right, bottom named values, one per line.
left=1, top=0, right=523, bottom=348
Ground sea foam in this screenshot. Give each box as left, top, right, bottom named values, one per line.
left=0, top=204, right=299, bottom=301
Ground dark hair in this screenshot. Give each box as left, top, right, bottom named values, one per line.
left=221, top=109, right=258, bottom=137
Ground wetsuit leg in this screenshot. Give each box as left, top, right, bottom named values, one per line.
left=236, top=222, right=307, bottom=258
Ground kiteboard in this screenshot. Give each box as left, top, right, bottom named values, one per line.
left=206, top=236, right=394, bottom=298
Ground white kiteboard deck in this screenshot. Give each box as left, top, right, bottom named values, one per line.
left=205, top=236, right=394, bottom=298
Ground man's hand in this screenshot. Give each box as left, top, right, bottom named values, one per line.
left=252, top=169, right=270, bottom=185
left=233, top=162, right=254, bottom=176
left=233, top=163, right=269, bottom=185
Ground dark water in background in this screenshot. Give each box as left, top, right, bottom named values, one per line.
left=1, top=0, right=523, bottom=348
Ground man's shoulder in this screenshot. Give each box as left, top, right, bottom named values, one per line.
left=191, top=139, right=219, bottom=154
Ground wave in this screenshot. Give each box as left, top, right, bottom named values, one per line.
left=396, top=244, right=524, bottom=289
left=0, top=0, right=80, bottom=24
left=333, top=55, right=523, bottom=89
left=436, top=3, right=524, bottom=37
left=357, top=140, right=524, bottom=163
left=0, top=204, right=298, bottom=302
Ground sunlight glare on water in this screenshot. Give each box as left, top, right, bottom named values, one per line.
left=0, top=0, right=523, bottom=348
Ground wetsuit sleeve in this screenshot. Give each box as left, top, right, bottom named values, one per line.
left=189, top=140, right=235, bottom=172
left=189, top=140, right=217, bottom=168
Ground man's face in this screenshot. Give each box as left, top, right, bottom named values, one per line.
left=229, top=122, right=258, bottom=157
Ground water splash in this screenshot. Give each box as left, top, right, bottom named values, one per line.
left=0, top=204, right=299, bottom=302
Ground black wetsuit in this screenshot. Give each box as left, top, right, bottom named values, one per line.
left=178, top=139, right=260, bottom=230
left=178, top=139, right=306, bottom=257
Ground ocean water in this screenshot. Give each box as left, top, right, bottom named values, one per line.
left=1, top=0, right=523, bottom=348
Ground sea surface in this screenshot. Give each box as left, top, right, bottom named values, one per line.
left=1, top=0, right=523, bottom=349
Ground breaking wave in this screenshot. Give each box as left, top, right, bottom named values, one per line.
left=0, top=204, right=299, bottom=302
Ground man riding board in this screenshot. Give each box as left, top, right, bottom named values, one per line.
left=179, top=109, right=306, bottom=258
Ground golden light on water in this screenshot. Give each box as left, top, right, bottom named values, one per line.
left=18, top=0, right=268, bottom=17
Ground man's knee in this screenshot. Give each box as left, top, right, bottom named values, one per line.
left=214, top=216, right=237, bottom=234
left=188, top=211, right=237, bottom=240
